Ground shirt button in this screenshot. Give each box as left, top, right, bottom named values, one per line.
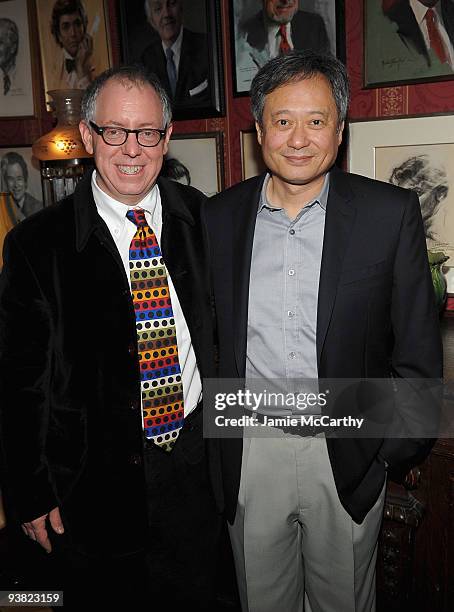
left=114, top=227, right=120, bottom=236
left=289, top=229, right=295, bottom=235
left=288, top=269, right=295, bottom=276
left=129, top=453, right=142, bottom=466
left=287, top=311, right=294, bottom=318
left=289, top=351, right=296, bottom=359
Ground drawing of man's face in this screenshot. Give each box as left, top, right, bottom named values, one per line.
left=263, top=0, right=298, bottom=24
left=389, top=154, right=448, bottom=240
left=146, top=0, right=183, bottom=46
left=57, top=11, right=86, bottom=57
left=5, top=162, right=27, bottom=205
left=0, top=19, right=19, bottom=71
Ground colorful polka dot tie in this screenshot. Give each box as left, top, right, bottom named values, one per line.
left=126, top=208, right=184, bottom=452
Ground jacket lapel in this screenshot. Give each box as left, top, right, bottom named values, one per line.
left=158, top=178, right=196, bottom=328
left=316, top=169, right=356, bottom=368
left=232, top=175, right=264, bottom=376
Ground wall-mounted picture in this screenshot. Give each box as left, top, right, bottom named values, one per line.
left=349, top=115, right=454, bottom=293
left=0, top=146, right=43, bottom=221
left=0, top=0, right=36, bottom=117
left=162, top=132, right=224, bottom=197
left=119, top=0, right=225, bottom=120
left=241, top=130, right=265, bottom=180
left=364, top=0, right=454, bottom=87
left=36, top=0, right=112, bottom=107
left=230, top=0, right=345, bottom=95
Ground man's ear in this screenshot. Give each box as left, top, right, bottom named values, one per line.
left=337, top=121, right=344, bottom=146
left=79, top=121, right=94, bottom=155
left=255, top=121, right=263, bottom=146
left=162, top=122, right=173, bottom=156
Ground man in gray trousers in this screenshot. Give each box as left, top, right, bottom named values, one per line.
left=203, top=50, right=442, bottom=611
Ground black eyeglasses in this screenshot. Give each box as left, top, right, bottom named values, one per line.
left=89, top=121, right=167, bottom=147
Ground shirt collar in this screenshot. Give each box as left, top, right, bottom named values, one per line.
left=257, top=172, right=330, bottom=215
left=91, top=169, right=159, bottom=230
left=410, top=0, right=440, bottom=24
left=161, top=26, right=183, bottom=62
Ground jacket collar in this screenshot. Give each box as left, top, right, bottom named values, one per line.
left=74, top=170, right=194, bottom=252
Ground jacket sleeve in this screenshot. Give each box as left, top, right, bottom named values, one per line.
left=379, top=189, right=443, bottom=469
left=0, top=230, right=58, bottom=522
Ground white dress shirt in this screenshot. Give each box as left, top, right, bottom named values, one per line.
left=410, top=0, right=454, bottom=69
left=267, top=22, right=294, bottom=58
left=162, top=26, right=184, bottom=76
left=91, top=171, right=202, bottom=417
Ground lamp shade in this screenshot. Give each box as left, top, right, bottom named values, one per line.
left=32, top=90, right=92, bottom=161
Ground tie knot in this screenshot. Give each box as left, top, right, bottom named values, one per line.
left=426, top=7, right=436, bottom=22
left=126, top=208, right=147, bottom=227
left=65, top=58, right=76, bottom=73
left=166, top=47, right=174, bottom=60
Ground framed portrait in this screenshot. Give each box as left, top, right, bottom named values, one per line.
left=36, top=0, right=112, bottom=108
left=349, top=115, right=454, bottom=293
left=364, top=0, right=454, bottom=87
left=0, top=0, right=37, bottom=117
left=230, top=0, right=345, bottom=96
left=241, top=130, right=265, bottom=180
left=0, top=146, right=44, bottom=221
left=119, top=0, right=225, bottom=121
left=162, top=132, right=224, bottom=197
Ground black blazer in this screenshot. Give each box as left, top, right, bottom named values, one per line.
left=241, top=9, right=330, bottom=55
left=141, top=28, right=210, bottom=109
left=0, top=172, right=215, bottom=555
left=385, top=0, right=454, bottom=65
left=203, top=168, right=442, bottom=524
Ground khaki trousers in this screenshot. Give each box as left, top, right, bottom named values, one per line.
left=228, top=431, right=386, bottom=612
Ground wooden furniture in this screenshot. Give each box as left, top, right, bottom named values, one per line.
left=377, top=316, right=454, bottom=611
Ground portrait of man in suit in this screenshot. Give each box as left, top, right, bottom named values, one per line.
left=203, top=50, right=442, bottom=612
left=36, top=0, right=111, bottom=106
left=233, top=0, right=332, bottom=92
left=1, top=152, right=42, bottom=221
left=140, top=0, right=210, bottom=111
left=365, top=0, right=454, bottom=85
left=49, top=0, right=95, bottom=89
left=383, top=0, right=454, bottom=69
left=0, top=64, right=224, bottom=610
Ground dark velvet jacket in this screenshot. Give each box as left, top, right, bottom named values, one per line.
left=0, top=172, right=215, bottom=555
left=203, top=168, right=443, bottom=525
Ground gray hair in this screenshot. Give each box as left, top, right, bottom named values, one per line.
left=144, top=0, right=152, bottom=22
left=80, top=65, right=172, bottom=127
left=144, top=0, right=182, bottom=24
left=250, top=50, right=350, bottom=129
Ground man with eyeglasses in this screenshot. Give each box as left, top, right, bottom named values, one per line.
left=0, top=65, right=225, bottom=610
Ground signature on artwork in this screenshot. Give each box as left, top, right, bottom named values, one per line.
left=381, top=56, right=415, bottom=70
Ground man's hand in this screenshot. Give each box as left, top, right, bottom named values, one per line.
left=21, top=507, right=64, bottom=553
left=75, top=33, right=94, bottom=80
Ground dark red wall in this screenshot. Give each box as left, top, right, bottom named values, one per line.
left=2, top=0, right=454, bottom=188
